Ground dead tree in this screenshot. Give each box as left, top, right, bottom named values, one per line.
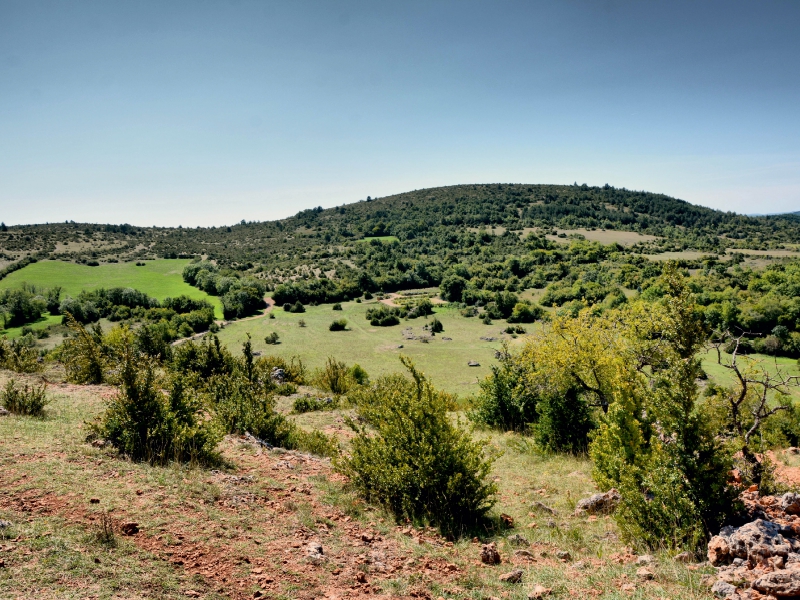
left=711, top=330, right=800, bottom=485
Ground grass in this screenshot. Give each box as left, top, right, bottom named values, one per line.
left=355, top=236, right=400, bottom=243
left=0, top=259, right=223, bottom=318
left=216, top=299, right=530, bottom=395
left=0, top=312, right=62, bottom=339
left=0, top=368, right=715, bottom=599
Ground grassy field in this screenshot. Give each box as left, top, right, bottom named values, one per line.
left=216, top=300, right=530, bottom=395
left=356, top=236, right=400, bottom=243
left=0, top=259, right=223, bottom=318
left=0, top=368, right=715, bottom=599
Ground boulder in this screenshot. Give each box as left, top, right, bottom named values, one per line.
left=711, top=580, right=737, bottom=598
left=480, top=542, right=501, bottom=564
left=782, top=492, right=800, bottom=516
left=728, top=519, right=792, bottom=564
left=574, top=489, right=621, bottom=515
left=498, top=569, right=523, bottom=583
left=306, top=541, right=325, bottom=565
left=752, top=570, right=800, bottom=597
left=636, top=554, right=654, bottom=566
left=636, top=567, right=654, bottom=581
left=507, top=534, right=530, bottom=547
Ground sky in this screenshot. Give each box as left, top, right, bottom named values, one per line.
left=1, top=0, right=799, bottom=226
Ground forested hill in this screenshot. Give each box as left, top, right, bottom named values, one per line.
left=2, top=183, right=799, bottom=268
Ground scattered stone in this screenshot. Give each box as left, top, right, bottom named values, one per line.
left=121, top=522, right=139, bottom=536
left=574, top=488, right=621, bottom=516
left=355, top=572, right=368, bottom=584
left=528, top=584, right=552, bottom=598
left=556, top=550, right=571, bottom=561
left=530, top=501, right=557, bottom=515
left=728, top=519, right=791, bottom=563
left=306, top=541, right=325, bottom=565
left=752, top=569, right=800, bottom=596
left=0, top=407, right=9, bottom=416
left=572, top=560, right=587, bottom=570
left=507, top=533, right=530, bottom=547
left=514, top=549, right=535, bottom=559
left=708, top=534, right=730, bottom=566
left=270, top=367, right=286, bottom=383
left=699, top=574, right=716, bottom=588
left=500, top=513, right=514, bottom=528
left=0, top=520, right=11, bottom=529
left=674, top=551, right=693, bottom=563
left=620, top=583, right=636, bottom=592
left=711, top=580, right=737, bottom=598
left=787, top=447, right=800, bottom=455
left=184, top=592, right=201, bottom=598
left=635, top=567, right=654, bottom=581
left=468, top=360, right=480, bottom=367
left=396, top=345, right=404, bottom=349
left=499, top=569, right=523, bottom=583
left=782, top=492, right=800, bottom=515
left=441, top=337, right=452, bottom=341
left=636, top=554, right=654, bottom=566
left=545, top=519, right=557, bottom=528
left=480, top=542, right=501, bottom=564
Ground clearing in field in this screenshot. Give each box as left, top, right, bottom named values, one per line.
left=215, top=299, right=529, bottom=394
left=0, top=259, right=223, bottom=318
left=545, top=228, right=661, bottom=246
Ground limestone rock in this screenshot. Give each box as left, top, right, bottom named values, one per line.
left=498, top=569, right=523, bottom=583
left=708, top=535, right=731, bottom=566
left=574, top=488, right=621, bottom=516
left=636, top=554, right=654, bottom=566
left=711, top=580, right=737, bottom=598
left=480, top=542, right=501, bottom=564
left=507, top=534, right=530, bottom=547
left=527, top=585, right=552, bottom=599
left=636, top=567, right=654, bottom=581
left=782, top=492, right=800, bottom=516
left=728, top=519, right=792, bottom=564
left=752, top=569, right=800, bottom=597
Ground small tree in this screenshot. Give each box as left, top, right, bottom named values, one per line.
left=338, top=357, right=497, bottom=536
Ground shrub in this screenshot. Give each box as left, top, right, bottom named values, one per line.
left=315, top=357, right=351, bottom=394
left=363, top=291, right=373, bottom=300
left=365, top=305, right=403, bottom=326
left=290, top=428, right=340, bottom=458
left=0, top=337, right=42, bottom=373
left=338, top=357, right=497, bottom=536
left=470, top=349, right=537, bottom=431
left=506, top=302, right=544, bottom=323
left=293, top=395, right=339, bottom=413
left=329, top=319, right=348, bottom=331
left=532, top=387, right=595, bottom=453
left=60, top=314, right=106, bottom=383
left=348, top=363, right=369, bottom=386
left=264, top=332, right=280, bottom=345
left=332, top=303, right=343, bottom=311
left=91, top=347, right=221, bottom=465
left=0, top=379, right=50, bottom=417
left=292, top=301, right=305, bottom=313
left=298, top=319, right=306, bottom=327
left=429, top=317, right=444, bottom=333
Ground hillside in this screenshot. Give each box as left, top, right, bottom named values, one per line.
left=2, top=184, right=799, bottom=271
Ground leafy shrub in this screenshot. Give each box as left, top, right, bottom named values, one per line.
left=348, top=363, right=369, bottom=385
left=291, top=301, right=305, bottom=313
left=60, top=314, right=107, bottom=383
left=506, top=302, right=544, bottom=323
left=338, top=357, right=497, bottom=536
left=504, top=324, right=526, bottom=334
left=332, top=303, right=343, bottom=310
left=0, top=288, right=46, bottom=328
left=290, top=428, right=340, bottom=457
left=298, top=319, right=306, bottom=327
left=264, top=332, right=280, bottom=345
left=0, top=379, right=50, bottom=416
left=429, top=317, right=444, bottom=333
left=329, top=319, right=348, bottom=331
left=365, top=305, right=402, bottom=326
left=315, top=357, right=351, bottom=394
left=470, top=350, right=537, bottom=431
left=91, top=347, right=222, bottom=465
left=0, top=337, right=42, bottom=373
left=293, top=395, right=339, bottom=413
left=532, top=387, right=595, bottom=453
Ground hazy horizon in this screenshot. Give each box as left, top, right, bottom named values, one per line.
left=2, top=0, right=799, bottom=227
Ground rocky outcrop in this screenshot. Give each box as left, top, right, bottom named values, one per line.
left=573, top=488, right=621, bottom=516
left=706, top=490, right=800, bottom=598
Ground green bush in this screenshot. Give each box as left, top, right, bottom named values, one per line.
left=329, top=319, right=348, bottom=331
left=365, top=305, right=402, bottom=326
left=348, top=363, right=369, bottom=386
left=315, top=357, right=351, bottom=394
left=0, top=337, right=42, bottom=373
left=429, top=317, right=444, bottom=333
left=532, top=387, right=595, bottom=453
left=469, top=350, right=537, bottom=432
left=332, top=303, right=343, bottom=310
left=264, top=331, right=280, bottom=345
left=338, top=357, right=497, bottom=536
left=0, top=379, right=50, bottom=417
left=293, top=395, right=339, bottom=413
left=91, top=347, right=221, bottom=465
left=60, top=314, right=106, bottom=383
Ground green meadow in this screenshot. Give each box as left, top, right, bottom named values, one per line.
left=0, top=259, right=223, bottom=318
left=216, top=300, right=529, bottom=395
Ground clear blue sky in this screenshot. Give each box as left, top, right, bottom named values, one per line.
left=1, top=0, right=798, bottom=226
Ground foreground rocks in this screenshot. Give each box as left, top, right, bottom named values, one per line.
left=707, top=490, right=800, bottom=598
left=574, top=488, right=621, bottom=516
